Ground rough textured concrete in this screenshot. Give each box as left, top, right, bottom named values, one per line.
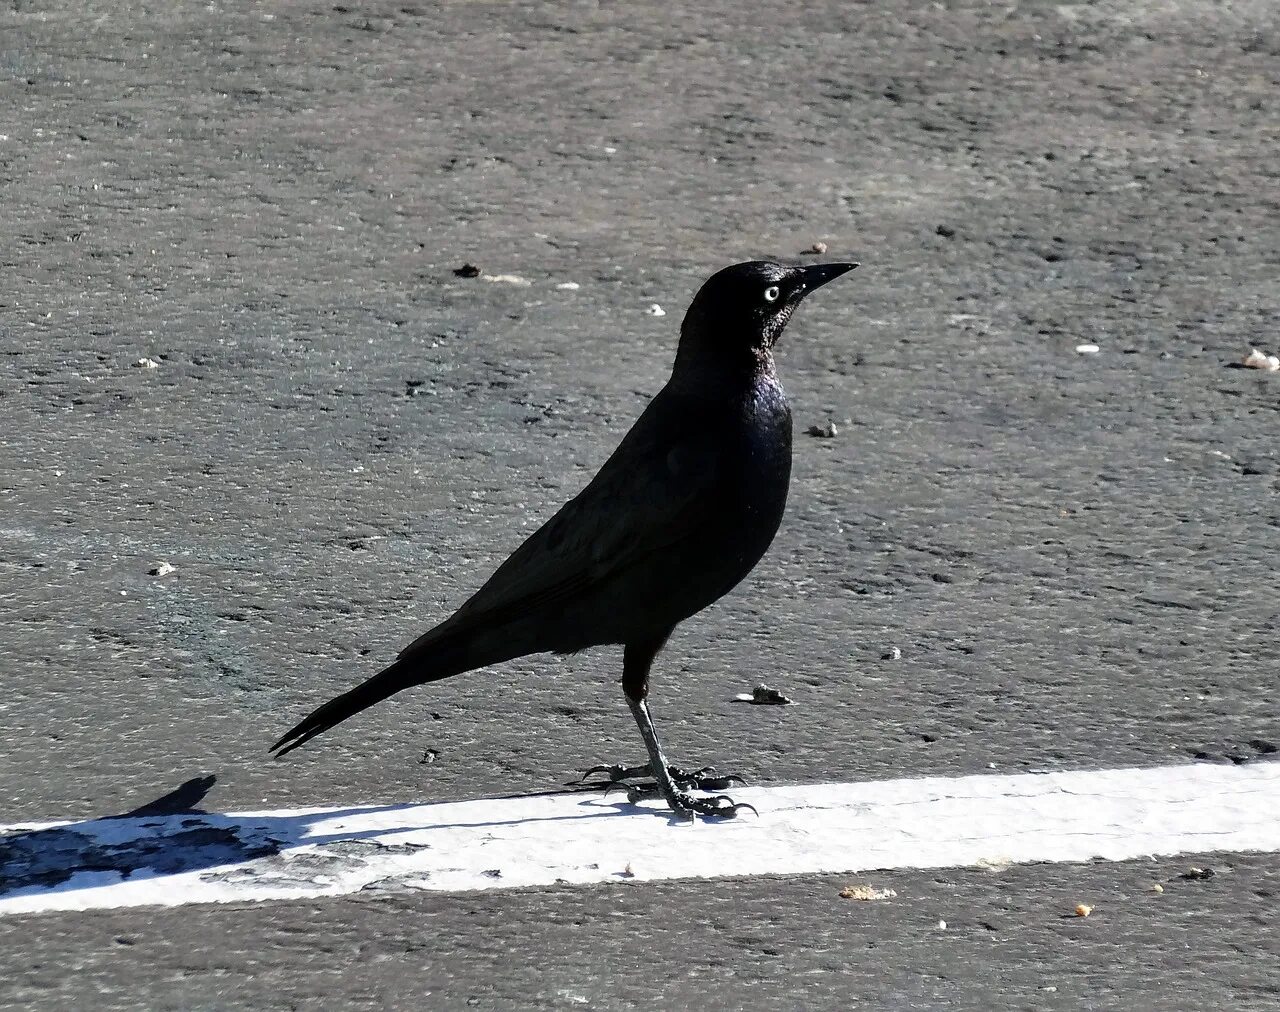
left=2, top=854, right=1277, bottom=1010
left=1, top=0, right=1277, bottom=1007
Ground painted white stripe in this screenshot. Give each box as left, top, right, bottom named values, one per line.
left=2, top=761, right=1278, bottom=916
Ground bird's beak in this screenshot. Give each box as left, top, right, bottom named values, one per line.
left=798, top=262, right=859, bottom=293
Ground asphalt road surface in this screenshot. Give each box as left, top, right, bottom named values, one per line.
left=2, top=1, right=1278, bottom=1008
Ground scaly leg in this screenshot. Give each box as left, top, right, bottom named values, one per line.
left=587, top=636, right=754, bottom=820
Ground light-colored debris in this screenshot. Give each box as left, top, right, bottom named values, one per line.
left=1243, top=348, right=1279, bottom=371
left=647, top=303, right=666, bottom=317
left=733, top=684, right=794, bottom=705
left=135, top=357, right=160, bottom=369
left=482, top=274, right=532, bottom=287
left=839, top=884, right=897, bottom=901
left=554, top=281, right=580, bottom=291
left=1075, top=343, right=1100, bottom=355
left=148, top=562, right=176, bottom=577
left=1074, top=903, right=1093, bottom=917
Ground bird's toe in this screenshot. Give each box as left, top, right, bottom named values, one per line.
left=574, top=762, right=652, bottom=786
left=668, top=790, right=757, bottom=820
left=669, top=765, right=747, bottom=791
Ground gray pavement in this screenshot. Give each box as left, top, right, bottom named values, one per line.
left=1, top=0, right=1278, bottom=1008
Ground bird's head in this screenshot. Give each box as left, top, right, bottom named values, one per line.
left=676, top=260, right=858, bottom=373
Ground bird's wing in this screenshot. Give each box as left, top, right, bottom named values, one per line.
left=400, top=396, right=720, bottom=654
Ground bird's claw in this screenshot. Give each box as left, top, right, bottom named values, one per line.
left=578, top=760, right=753, bottom=818
left=615, top=781, right=755, bottom=819
left=667, top=791, right=758, bottom=821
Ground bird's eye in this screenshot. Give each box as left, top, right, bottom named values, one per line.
left=763, top=285, right=781, bottom=302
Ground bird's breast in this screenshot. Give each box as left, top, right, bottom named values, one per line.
left=597, top=374, right=794, bottom=637
left=673, top=374, right=791, bottom=609
left=737, top=373, right=793, bottom=524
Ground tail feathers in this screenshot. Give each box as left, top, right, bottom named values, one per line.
left=270, top=630, right=473, bottom=758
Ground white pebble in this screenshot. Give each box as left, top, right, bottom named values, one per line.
left=150, top=562, right=176, bottom=577
left=481, top=274, right=532, bottom=287
left=135, top=356, right=160, bottom=369
left=555, top=282, right=580, bottom=291
left=1075, top=344, right=1100, bottom=355
left=1243, top=347, right=1280, bottom=371
left=647, top=304, right=666, bottom=317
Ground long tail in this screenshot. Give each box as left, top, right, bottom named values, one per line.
left=270, top=626, right=483, bottom=758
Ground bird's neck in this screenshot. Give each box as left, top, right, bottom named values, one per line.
left=672, top=319, right=776, bottom=392
left=668, top=344, right=777, bottom=398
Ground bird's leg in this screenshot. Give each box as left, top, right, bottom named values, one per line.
left=586, top=637, right=754, bottom=820
left=625, top=698, right=753, bottom=818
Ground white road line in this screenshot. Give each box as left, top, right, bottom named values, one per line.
left=2, top=761, right=1278, bottom=916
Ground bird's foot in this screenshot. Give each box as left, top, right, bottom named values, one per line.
left=577, top=762, right=754, bottom=819
left=577, top=763, right=745, bottom=792
left=622, top=782, right=757, bottom=820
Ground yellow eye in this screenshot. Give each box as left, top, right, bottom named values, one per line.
left=764, top=285, right=781, bottom=302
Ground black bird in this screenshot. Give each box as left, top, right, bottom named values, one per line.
left=271, top=260, right=858, bottom=818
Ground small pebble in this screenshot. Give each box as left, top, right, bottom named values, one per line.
left=882, top=646, right=902, bottom=660
left=752, top=684, right=792, bottom=705
left=1243, top=347, right=1280, bottom=371
left=1181, top=866, right=1215, bottom=880
left=148, top=562, right=176, bottom=577
left=135, top=357, right=160, bottom=369
left=936, top=919, right=947, bottom=930
left=806, top=422, right=838, bottom=439
left=803, top=241, right=828, bottom=255
left=1075, top=344, right=1100, bottom=355
left=1151, top=883, right=1164, bottom=894
left=936, top=224, right=955, bottom=238
left=453, top=263, right=481, bottom=278
left=1074, top=903, right=1092, bottom=917
left=734, top=685, right=794, bottom=705
left=483, top=274, right=531, bottom=286
left=555, top=281, right=581, bottom=291
left=839, top=885, right=897, bottom=901
left=647, top=303, right=666, bottom=317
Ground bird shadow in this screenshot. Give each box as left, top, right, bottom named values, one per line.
left=0, top=774, right=662, bottom=905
